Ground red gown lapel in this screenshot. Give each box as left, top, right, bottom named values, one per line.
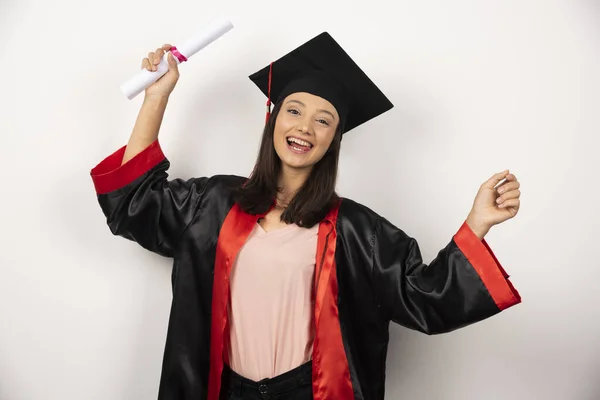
left=206, top=200, right=353, bottom=400
left=312, top=200, right=354, bottom=400
left=207, top=203, right=266, bottom=400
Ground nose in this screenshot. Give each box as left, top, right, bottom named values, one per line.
left=297, top=121, right=312, bottom=135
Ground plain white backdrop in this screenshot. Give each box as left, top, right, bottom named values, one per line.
left=1, top=0, right=599, bottom=399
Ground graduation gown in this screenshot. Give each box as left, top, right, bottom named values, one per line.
left=90, top=140, right=521, bottom=400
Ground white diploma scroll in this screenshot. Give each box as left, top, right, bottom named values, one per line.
left=120, top=17, right=234, bottom=100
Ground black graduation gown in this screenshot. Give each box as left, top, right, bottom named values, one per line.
left=90, top=139, right=521, bottom=400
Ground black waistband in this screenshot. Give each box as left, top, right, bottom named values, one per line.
left=222, top=361, right=312, bottom=398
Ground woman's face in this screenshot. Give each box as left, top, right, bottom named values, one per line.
left=273, top=92, right=339, bottom=173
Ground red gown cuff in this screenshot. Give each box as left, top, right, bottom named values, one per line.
left=453, top=221, right=522, bottom=310
left=90, top=139, right=166, bottom=194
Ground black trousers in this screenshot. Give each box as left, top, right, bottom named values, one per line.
left=221, top=361, right=313, bottom=400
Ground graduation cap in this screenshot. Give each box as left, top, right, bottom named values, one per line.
left=249, top=32, right=393, bottom=134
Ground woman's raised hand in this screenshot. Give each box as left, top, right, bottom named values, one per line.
left=141, top=44, right=180, bottom=99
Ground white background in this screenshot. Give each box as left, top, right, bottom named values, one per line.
left=1, top=0, right=599, bottom=399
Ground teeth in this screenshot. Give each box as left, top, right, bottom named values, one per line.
left=288, top=137, right=312, bottom=147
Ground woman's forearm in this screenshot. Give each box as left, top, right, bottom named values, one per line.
left=122, top=94, right=169, bottom=165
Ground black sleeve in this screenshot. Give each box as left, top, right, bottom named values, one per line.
left=90, top=140, right=210, bottom=258
left=371, top=216, right=521, bottom=334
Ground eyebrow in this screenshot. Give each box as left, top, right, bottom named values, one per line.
left=285, top=99, right=337, bottom=120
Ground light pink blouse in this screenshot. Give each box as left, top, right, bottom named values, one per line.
left=226, top=222, right=319, bottom=381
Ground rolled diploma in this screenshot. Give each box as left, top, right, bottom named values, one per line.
left=120, top=17, right=234, bottom=100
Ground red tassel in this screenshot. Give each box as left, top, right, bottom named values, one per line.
left=265, top=104, right=271, bottom=123
left=265, top=62, right=273, bottom=123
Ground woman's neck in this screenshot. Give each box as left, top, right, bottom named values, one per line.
left=276, top=164, right=311, bottom=207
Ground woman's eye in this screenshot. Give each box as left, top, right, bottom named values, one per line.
left=317, top=119, right=329, bottom=125
left=287, top=109, right=299, bottom=115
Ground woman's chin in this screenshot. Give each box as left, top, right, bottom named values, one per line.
left=279, top=155, right=314, bottom=171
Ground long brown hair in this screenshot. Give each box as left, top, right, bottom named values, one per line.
left=233, top=100, right=343, bottom=228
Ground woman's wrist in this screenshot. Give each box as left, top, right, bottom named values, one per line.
left=465, top=212, right=490, bottom=240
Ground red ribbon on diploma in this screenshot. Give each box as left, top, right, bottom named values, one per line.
left=170, top=46, right=188, bottom=62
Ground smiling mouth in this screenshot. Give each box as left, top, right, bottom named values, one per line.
left=286, top=137, right=314, bottom=154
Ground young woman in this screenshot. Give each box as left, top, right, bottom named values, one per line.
left=90, top=32, right=522, bottom=400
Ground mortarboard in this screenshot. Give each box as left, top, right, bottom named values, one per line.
left=248, top=32, right=394, bottom=134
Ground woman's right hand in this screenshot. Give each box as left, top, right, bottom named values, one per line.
left=142, top=44, right=180, bottom=99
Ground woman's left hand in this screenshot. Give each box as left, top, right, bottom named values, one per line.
left=465, top=170, right=521, bottom=239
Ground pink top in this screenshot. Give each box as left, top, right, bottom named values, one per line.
left=226, top=222, right=319, bottom=381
